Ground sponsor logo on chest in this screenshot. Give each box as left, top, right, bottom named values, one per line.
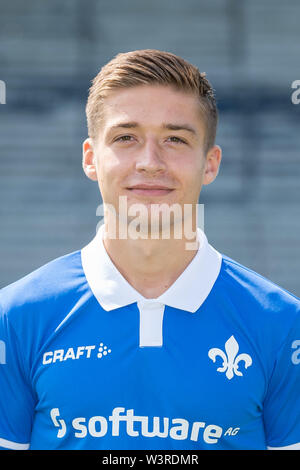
left=42, top=342, right=111, bottom=365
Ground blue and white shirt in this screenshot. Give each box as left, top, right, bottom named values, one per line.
left=0, top=224, right=300, bottom=450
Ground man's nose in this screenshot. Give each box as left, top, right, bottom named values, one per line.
left=135, top=140, right=166, bottom=174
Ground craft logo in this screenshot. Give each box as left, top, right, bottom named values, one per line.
left=0, top=81, right=6, bottom=104
left=42, top=342, right=112, bottom=365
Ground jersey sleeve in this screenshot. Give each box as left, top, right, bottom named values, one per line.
left=0, top=304, right=36, bottom=450
left=263, top=312, right=300, bottom=449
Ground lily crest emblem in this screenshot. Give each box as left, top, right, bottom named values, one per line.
left=208, top=335, right=252, bottom=380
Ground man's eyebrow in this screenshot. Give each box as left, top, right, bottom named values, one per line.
left=106, top=121, right=197, bottom=135
left=162, top=123, right=197, bottom=135
left=107, top=121, right=139, bottom=132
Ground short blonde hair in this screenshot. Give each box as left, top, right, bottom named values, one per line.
left=86, top=49, right=218, bottom=153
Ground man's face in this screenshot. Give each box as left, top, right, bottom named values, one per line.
left=83, top=85, right=221, bottom=229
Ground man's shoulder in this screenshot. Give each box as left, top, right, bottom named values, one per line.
left=0, top=249, right=87, bottom=322
left=217, top=253, right=300, bottom=327
left=220, top=253, right=299, bottom=303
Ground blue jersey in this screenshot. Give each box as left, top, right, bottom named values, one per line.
left=0, top=224, right=300, bottom=450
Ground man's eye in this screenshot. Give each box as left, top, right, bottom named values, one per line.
left=167, top=136, right=187, bottom=144
left=115, top=135, right=134, bottom=142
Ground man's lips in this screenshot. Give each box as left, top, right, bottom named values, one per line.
left=126, top=185, right=174, bottom=196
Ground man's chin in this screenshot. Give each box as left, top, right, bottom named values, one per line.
left=116, top=213, right=192, bottom=241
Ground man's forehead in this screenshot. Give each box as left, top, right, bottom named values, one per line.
left=104, top=84, right=199, bottom=111
left=101, top=85, right=204, bottom=135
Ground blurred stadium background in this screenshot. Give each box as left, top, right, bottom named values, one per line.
left=0, top=0, right=299, bottom=296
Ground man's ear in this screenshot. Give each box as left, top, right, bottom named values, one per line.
left=82, top=138, right=98, bottom=181
left=202, top=145, right=222, bottom=186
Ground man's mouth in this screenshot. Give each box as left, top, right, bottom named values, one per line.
left=126, top=184, right=174, bottom=196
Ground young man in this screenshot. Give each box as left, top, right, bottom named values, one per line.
left=0, top=50, right=299, bottom=451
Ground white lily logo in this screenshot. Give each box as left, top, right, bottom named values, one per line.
left=208, top=335, right=252, bottom=380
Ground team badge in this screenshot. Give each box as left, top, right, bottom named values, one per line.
left=208, top=335, right=252, bottom=380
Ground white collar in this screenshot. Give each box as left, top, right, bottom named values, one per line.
left=81, top=224, right=222, bottom=313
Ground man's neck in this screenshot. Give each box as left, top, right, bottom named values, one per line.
left=102, top=221, right=199, bottom=299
